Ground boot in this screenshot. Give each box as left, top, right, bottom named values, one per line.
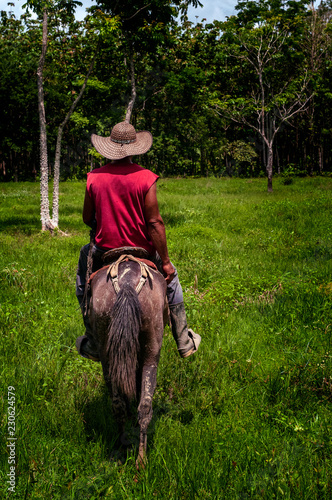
left=169, top=302, right=201, bottom=358
left=76, top=297, right=100, bottom=362
left=76, top=335, right=100, bottom=362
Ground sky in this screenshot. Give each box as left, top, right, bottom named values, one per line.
left=187, top=0, right=239, bottom=23
left=0, top=0, right=239, bottom=24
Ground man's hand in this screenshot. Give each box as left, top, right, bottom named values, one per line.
left=162, top=262, right=175, bottom=284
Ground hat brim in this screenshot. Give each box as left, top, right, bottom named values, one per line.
left=91, top=131, right=153, bottom=160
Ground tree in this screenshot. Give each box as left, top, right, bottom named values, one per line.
left=0, top=11, right=40, bottom=181
left=2, top=0, right=332, bottom=181
left=36, top=6, right=50, bottom=230
left=52, top=55, right=96, bottom=227
left=214, top=20, right=312, bottom=191
left=145, top=20, right=220, bottom=176
left=24, top=0, right=102, bottom=230
left=93, top=0, right=202, bottom=123
left=300, top=1, right=332, bottom=173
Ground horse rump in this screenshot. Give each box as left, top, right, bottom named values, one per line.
left=106, top=283, right=142, bottom=400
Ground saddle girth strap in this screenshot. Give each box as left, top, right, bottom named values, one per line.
left=107, top=254, right=154, bottom=295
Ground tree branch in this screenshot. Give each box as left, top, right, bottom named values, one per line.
left=124, top=3, right=151, bottom=22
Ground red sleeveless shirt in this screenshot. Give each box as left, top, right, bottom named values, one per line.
left=86, top=162, right=159, bottom=253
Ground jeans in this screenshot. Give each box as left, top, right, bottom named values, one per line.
left=76, top=244, right=184, bottom=306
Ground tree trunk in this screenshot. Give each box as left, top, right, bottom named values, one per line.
left=13, top=152, right=18, bottom=182
left=51, top=55, right=95, bottom=228
left=318, top=145, right=323, bottom=174
left=266, top=146, right=273, bottom=192
left=125, top=55, right=136, bottom=124
left=37, top=8, right=52, bottom=231
left=52, top=124, right=63, bottom=229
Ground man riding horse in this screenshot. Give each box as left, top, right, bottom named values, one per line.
left=75, top=121, right=201, bottom=361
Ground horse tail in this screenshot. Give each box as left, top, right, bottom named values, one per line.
left=106, top=283, right=141, bottom=400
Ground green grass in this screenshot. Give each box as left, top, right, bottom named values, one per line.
left=0, top=177, right=332, bottom=498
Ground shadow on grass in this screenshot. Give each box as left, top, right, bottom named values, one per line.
left=0, top=215, right=41, bottom=234
left=79, top=386, right=142, bottom=463
left=162, top=212, right=186, bottom=227
left=0, top=214, right=84, bottom=235
left=78, top=381, right=189, bottom=463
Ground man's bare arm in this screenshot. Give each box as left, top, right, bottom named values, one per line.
left=144, top=182, right=175, bottom=283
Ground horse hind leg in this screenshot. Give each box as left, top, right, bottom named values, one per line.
left=103, top=367, right=129, bottom=451
left=136, top=363, right=158, bottom=469
left=110, top=384, right=133, bottom=448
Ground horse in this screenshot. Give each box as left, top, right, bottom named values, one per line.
left=87, top=250, right=168, bottom=467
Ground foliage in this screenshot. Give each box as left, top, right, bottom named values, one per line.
left=219, top=140, right=258, bottom=177
left=0, top=178, right=332, bottom=497
left=0, top=1, right=332, bottom=183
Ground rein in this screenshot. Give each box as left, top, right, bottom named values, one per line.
left=107, top=254, right=155, bottom=295
left=83, top=223, right=96, bottom=317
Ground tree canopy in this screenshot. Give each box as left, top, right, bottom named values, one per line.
left=1, top=0, right=331, bottom=187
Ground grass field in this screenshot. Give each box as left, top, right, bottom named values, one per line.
left=1, top=176, right=332, bottom=499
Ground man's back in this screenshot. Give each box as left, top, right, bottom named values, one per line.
left=86, top=162, right=158, bottom=252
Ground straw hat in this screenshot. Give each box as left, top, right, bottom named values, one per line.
left=91, top=122, right=153, bottom=160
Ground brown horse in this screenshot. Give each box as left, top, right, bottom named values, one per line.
left=88, top=252, right=168, bottom=467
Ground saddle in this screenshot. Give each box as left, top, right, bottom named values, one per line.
left=102, top=246, right=154, bottom=265
left=88, top=247, right=161, bottom=295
